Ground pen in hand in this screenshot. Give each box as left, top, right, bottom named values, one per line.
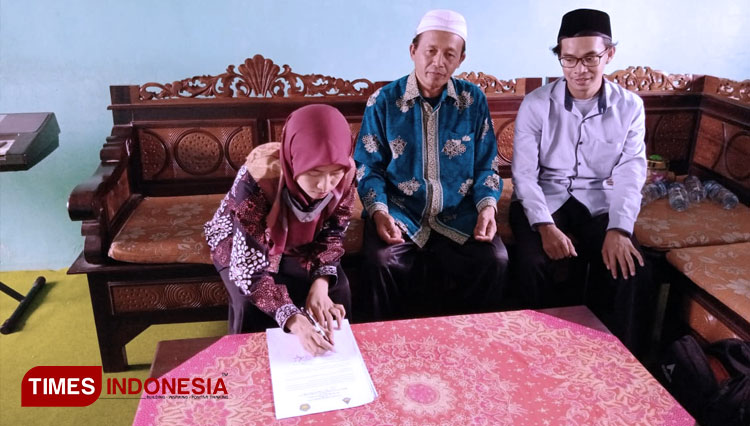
left=301, top=307, right=334, bottom=347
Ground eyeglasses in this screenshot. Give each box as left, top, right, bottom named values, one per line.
left=559, top=48, right=609, bottom=68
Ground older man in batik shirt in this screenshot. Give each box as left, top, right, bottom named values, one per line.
left=354, top=9, right=508, bottom=320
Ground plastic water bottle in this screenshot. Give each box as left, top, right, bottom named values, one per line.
left=683, top=175, right=706, bottom=203
left=704, top=180, right=739, bottom=209
left=641, top=181, right=668, bottom=206
left=668, top=182, right=689, bottom=212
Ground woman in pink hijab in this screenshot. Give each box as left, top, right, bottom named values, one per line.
left=205, top=104, right=356, bottom=355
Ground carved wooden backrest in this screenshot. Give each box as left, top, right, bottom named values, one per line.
left=604, top=66, right=699, bottom=173
left=702, top=76, right=749, bottom=104
left=455, top=71, right=530, bottom=96
left=110, top=56, right=747, bottom=192
left=454, top=72, right=539, bottom=175
left=606, top=66, right=696, bottom=92
left=117, top=55, right=385, bottom=192
left=135, top=126, right=258, bottom=181
left=692, top=77, right=750, bottom=198
left=113, top=55, right=529, bottom=190
left=604, top=68, right=750, bottom=197
left=139, top=55, right=383, bottom=100
left=693, top=114, right=750, bottom=185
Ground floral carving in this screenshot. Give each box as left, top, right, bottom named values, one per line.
left=716, top=78, right=750, bottom=104
left=455, top=72, right=517, bottom=94
left=139, top=55, right=379, bottom=100
left=607, top=66, right=694, bottom=92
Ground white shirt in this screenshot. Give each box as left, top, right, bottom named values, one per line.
left=511, top=78, right=647, bottom=234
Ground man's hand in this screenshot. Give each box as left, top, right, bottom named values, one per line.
left=602, top=229, right=644, bottom=279
left=286, top=314, right=334, bottom=356
left=538, top=224, right=578, bottom=260
left=305, top=277, right=345, bottom=343
left=373, top=211, right=405, bottom=245
left=473, top=206, right=497, bottom=242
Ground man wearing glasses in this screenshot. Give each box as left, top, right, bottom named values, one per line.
left=510, top=9, right=650, bottom=355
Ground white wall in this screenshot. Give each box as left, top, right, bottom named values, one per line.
left=1, top=0, right=748, bottom=270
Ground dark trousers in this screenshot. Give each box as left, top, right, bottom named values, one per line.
left=359, top=219, right=509, bottom=321
left=220, top=256, right=351, bottom=334
left=509, top=198, right=654, bottom=356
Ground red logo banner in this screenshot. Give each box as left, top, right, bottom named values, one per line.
left=22, top=366, right=102, bottom=407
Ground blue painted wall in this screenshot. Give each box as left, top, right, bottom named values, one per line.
left=1, top=0, right=748, bottom=271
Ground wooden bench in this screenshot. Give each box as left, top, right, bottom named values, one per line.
left=632, top=77, right=750, bottom=346
left=67, top=55, right=747, bottom=371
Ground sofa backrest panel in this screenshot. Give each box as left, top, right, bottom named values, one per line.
left=106, top=57, right=747, bottom=197
left=135, top=124, right=258, bottom=182
left=642, top=108, right=700, bottom=174
left=267, top=117, right=364, bottom=150
left=491, top=117, right=516, bottom=176
left=691, top=102, right=750, bottom=201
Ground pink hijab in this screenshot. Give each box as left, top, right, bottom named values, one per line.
left=266, top=104, right=355, bottom=255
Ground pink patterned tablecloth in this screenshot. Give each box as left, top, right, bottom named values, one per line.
left=133, top=310, right=692, bottom=425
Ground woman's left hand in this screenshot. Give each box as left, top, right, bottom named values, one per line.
left=306, top=277, right=346, bottom=342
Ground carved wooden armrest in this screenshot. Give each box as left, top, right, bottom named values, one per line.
left=68, top=132, right=136, bottom=263
left=68, top=163, right=124, bottom=220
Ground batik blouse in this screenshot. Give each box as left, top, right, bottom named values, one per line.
left=204, top=165, right=355, bottom=328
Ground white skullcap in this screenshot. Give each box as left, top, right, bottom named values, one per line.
left=416, top=9, right=467, bottom=42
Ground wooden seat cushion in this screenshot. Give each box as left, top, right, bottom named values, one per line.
left=666, top=242, right=750, bottom=328
left=109, top=142, right=366, bottom=264
left=109, top=194, right=223, bottom=264
left=109, top=139, right=514, bottom=265
left=109, top=192, right=366, bottom=264
left=635, top=198, right=750, bottom=250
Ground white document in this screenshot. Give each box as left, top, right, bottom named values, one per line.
left=266, top=319, right=377, bottom=419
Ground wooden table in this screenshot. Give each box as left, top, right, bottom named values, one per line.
left=136, top=307, right=691, bottom=425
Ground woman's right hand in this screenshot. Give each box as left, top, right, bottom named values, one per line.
left=285, top=314, right=334, bottom=356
